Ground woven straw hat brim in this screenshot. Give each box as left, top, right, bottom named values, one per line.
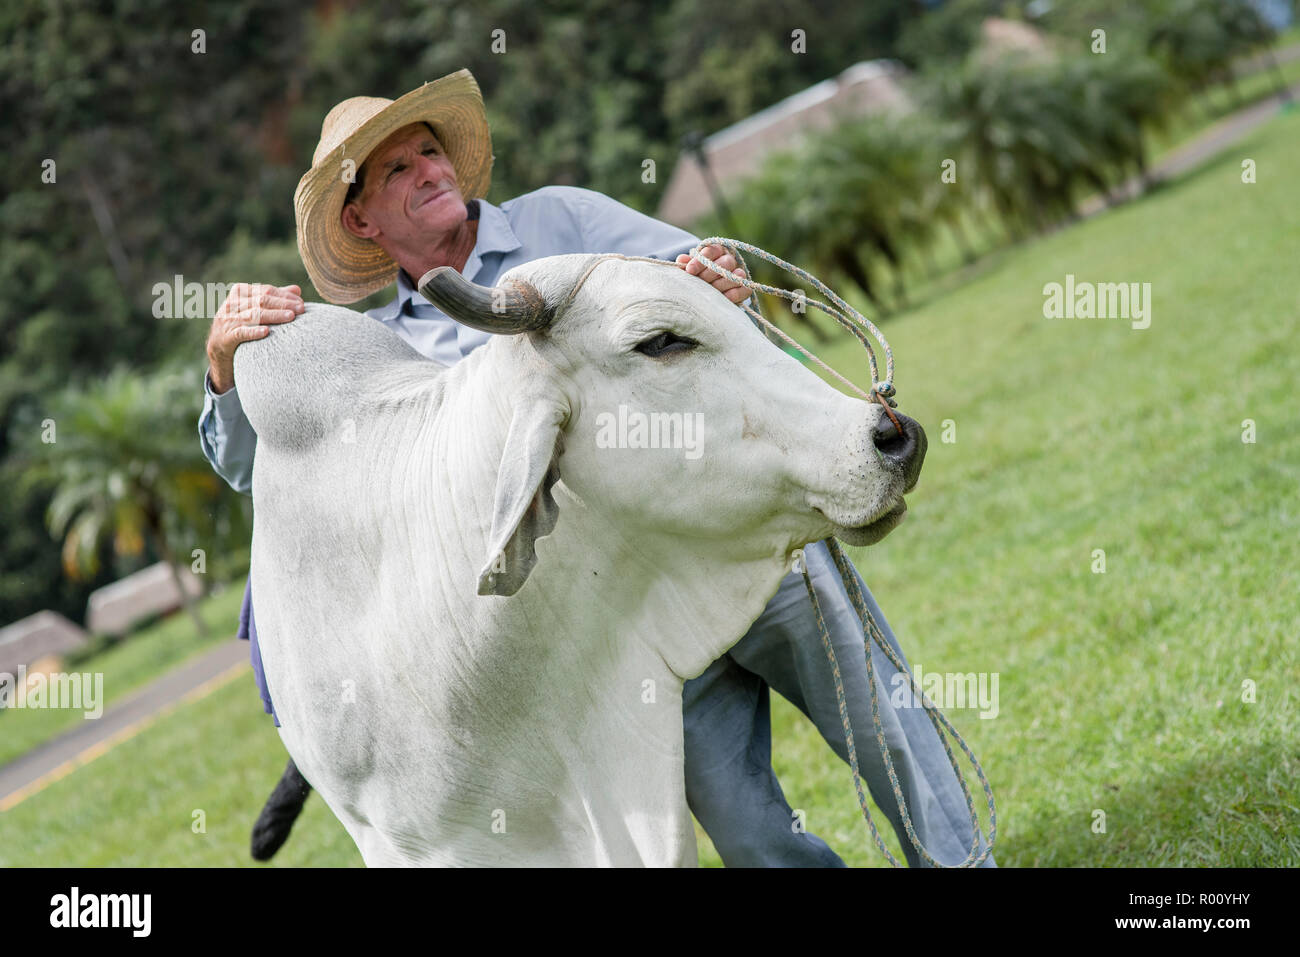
left=294, top=69, right=493, bottom=304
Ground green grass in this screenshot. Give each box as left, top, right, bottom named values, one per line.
left=875, top=42, right=1300, bottom=326
left=0, top=585, right=244, bottom=767
left=3, top=109, right=1298, bottom=867
left=0, top=672, right=362, bottom=867
left=693, top=107, right=1300, bottom=867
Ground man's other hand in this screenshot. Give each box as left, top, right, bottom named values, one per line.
left=206, top=283, right=305, bottom=394
left=676, top=244, right=750, bottom=305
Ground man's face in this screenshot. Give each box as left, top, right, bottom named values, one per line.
left=342, top=122, right=468, bottom=250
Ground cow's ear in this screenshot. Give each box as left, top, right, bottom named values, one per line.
left=478, top=399, right=567, bottom=596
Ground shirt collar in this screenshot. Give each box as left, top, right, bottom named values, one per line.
left=371, top=198, right=523, bottom=320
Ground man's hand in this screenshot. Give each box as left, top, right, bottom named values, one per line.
left=676, top=244, right=750, bottom=305
left=206, top=283, right=305, bottom=394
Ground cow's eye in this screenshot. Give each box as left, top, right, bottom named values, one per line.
left=634, top=331, right=698, bottom=357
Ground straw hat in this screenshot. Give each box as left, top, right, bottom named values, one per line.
left=294, top=69, right=494, bottom=304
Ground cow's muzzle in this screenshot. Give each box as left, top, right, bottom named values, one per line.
left=872, top=410, right=927, bottom=492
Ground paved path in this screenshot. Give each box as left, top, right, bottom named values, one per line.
left=1237, top=40, right=1300, bottom=73
left=1153, top=87, right=1297, bottom=180
left=1079, top=80, right=1298, bottom=216
left=0, top=639, right=249, bottom=811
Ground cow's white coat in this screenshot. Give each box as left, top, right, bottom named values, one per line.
left=234, top=254, right=907, bottom=866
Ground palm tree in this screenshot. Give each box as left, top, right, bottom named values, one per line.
left=1084, top=52, right=1181, bottom=193
left=831, top=112, right=941, bottom=306
left=923, top=116, right=981, bottom=265
left=926, top=54, right=1087, bottom=237
left=719, top=147, right=841, bottom=335
left=27, top=365, right=225, bottom=638
left=780, top=111, right=928, bottom=314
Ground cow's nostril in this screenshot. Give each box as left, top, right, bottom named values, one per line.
left=873, top=416, right=909, bottom=457
left=872, top=411, right=927, bottom=492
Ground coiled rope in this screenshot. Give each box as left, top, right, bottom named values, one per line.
left=687, top=239, right=998, bottom=868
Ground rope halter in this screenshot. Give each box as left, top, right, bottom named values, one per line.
left=683, top=239, right=997, bottom=868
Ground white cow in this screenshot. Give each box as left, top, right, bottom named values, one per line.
left=234, top=253, right=926, bottom=866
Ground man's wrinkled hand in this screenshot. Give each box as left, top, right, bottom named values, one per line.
left=675, top=244, right=750, bottom=305
left=206, top=283, right=305, bottom=394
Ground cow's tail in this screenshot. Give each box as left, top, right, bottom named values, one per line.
left=251, top=758, right=313, bottom=861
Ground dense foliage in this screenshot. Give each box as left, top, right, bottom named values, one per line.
left=0, top=0, right=1289, bottom=626
left=716, top=0, right=1283, bottom=311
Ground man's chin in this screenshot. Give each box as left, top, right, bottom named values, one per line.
left=832, top=500, right=907, bottom=547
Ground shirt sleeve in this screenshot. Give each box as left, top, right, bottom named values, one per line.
left=566, top=187, right=750, bottom=306
left=198, top=372, right=257, bottom=496
left=568, top=187, right=701, bottom=262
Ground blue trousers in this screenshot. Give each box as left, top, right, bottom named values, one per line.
left=683, top=540, right=996, bottom=867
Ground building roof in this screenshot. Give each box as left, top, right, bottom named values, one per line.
left=977, top=16, right=1054, bottom=63
left=656, top=60, right=913, bottom=228
left=86, top=561, right=203, bottom=636
left=0, top=610, right=90, bottom=673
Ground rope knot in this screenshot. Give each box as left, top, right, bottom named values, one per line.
left=872, top=380, right=899, bottom=410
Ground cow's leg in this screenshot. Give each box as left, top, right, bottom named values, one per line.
left=251, top=758, right=313, bottom=861
left=728, top=539, right=996, bottom=868
left=682, top=654, right=844, bottom=867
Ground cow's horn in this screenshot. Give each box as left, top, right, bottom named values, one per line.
left=417, top=267, right=552, bottom=334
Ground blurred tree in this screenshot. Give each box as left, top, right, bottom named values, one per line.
left=1030, top=0, right=1153, bottom=47
left=925, top=55, right=1033, bottom=236
left=1215, top=0, right=1292, bottom=102
left=924, top=53, right=1101, bottom=235
left=896, top=0, right=1004, bottom=68
left=16, top=365, right=252, bottom=638
left=698, top=149, right=838, bottom=335
left=806, top=112, right=933, bottom=309
left=926, top=116, right=983, bottom=263
left=1058, top=52, right=1180, bottom=194
left=715, top=110, right=928, bottom=318
left=0, top=0, right=300, bottom=623
left=1146, top=0, right=1277, bottom=106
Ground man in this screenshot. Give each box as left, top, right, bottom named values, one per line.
left=200, top=70, right=993, bottom=867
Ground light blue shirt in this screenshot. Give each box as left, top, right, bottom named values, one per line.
left=198, top=186, right=702, bottom=493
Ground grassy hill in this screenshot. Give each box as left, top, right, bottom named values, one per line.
left=742, top=104, right=1300, bottom=868
left=3, top=108, right=1296, bottom=868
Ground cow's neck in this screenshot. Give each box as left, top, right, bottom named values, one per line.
left=420, top=341, right=793, bottom=864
